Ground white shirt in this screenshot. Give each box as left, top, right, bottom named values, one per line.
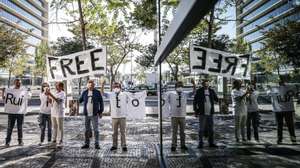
left=231, top=89, right=247, bottom=116
left=126, top=91, right=147, bottom=119
left=39, top=93, right=51, bottom=114
left=268, top=85, right=296, bottom=112
left=204, top=89, right=212, bottom=115
left=87, top=90, right=93, bottom=116
left=166, top=91, right=187, bottom=117
left=51, top=91, right=66, bottom=118
left=106, top=92, right=128, bottom=118
left=246, top=91, right=259, bottom=112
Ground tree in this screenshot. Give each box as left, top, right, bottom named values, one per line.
left=0, top=25, right=28, bottom=87
left=259, top=21, right=300, bottom=75
left=33, top=42, right=50, bottom=79
left=135, top=43, right=157, bottom=69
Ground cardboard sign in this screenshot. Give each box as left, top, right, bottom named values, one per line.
left=4, top=88, right=28, bottom=114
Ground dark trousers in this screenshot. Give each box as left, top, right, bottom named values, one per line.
left=6, top=114, right=24, bottom=144
left=246, top=112, right=259, bottom=141
left=40, top=113, right=52, bottom=143
left=199, top=115, right=214, bottom=145
left=275, top=111, right=296, bottom=142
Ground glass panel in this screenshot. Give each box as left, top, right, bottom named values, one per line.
left=19, top=0, right=43, bottom=16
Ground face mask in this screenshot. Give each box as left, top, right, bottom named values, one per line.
left=114, top=88, right=121, bottom=93
left=176, top=87, right=183, bottom=92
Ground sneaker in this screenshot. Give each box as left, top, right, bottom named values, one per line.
left=52, top=140, right=57, bottom=144
left=95, top=144, right=100, bottom=149
left=81, top=144, right=90, bottom=149
left=110, top=146, right=117, bottom=151
left=181, top=146, right=188, bottom=150
left=38, top=142, right=43, bottom=146
left=5, top=143, right=9, bottom=147
left=122, top=147, right=127, bottom=152
left=171, top=147, right=176, bottom=152
left=209, top=144, right=218, bottom=148
left=18, top=141, right=24, bottom=146
left=197, top=144, right=203, bottom=149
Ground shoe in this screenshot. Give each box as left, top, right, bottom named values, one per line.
left=95, top=144, right=100, bottom=149
left=52, top=140, right=57, bottom=144
left=171, top=147, right=176, bottom=152
left=122, top=147, right=127, bottom=152
left=242, top=139, right=247, bottom=142
left=197, top=144, right=203, bottom=149
left=236, top=139, right=240, bottom=143
left=110, top=147, right=117, bottom=151
left=38, top=142, right=43, bottom=146
left=209, top=144, right=218, bottom=148
left=277, top=140, right=282, bottom=145
left=81, top=144, right=90, bottom=149
left=5, top=143, right=9, bottom=147
left=181, top=146, right=188, bottom=150
left=18, top=141, right=24, bottom=146
left=58, top=141, right=63, bottom=146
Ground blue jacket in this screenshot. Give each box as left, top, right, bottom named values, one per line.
left=79, top=89, right=104, bottom=116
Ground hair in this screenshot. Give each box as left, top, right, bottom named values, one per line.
left=232, top=80, right=241, bottom=90
left=41, top=82, right=49, bottom=93
left=57, top=82, right=64, bottom=91
left=113, top=82, right=121, bottom=89
left=202, top=79, right=209, bottom=86
left=14, top=78, right=21, bottom=83
left=88, top=80, right=94, bottom=84
left=175, top=81, right=183, bottom=88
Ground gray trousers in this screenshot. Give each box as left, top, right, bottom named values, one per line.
left=112, top=118, right=126, bottom=148
left=85, top=116, right=99, bottom=145
left=171, top=117, right=186, bottom=148
left=199, top=115, right=214, bottom=145
left=235, top=114, right=247, bottom=141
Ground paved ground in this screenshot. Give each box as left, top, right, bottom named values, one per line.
left=0, top=112, right=300, bottom=168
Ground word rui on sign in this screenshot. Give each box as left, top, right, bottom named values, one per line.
left=190, top=45, right=251, bottom=79
left=47, top=47, right=106, bottom=81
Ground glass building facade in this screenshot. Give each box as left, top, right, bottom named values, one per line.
left=0, top=0, right=48, bottom=85
left=236, top=0, right=300, bottom=83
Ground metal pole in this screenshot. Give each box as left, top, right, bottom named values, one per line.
left=157, top=0, right=164, bottom=161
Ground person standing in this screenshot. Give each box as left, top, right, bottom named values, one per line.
left=167, top=81, right=188, bottom=151
left=45, top=82, right=66, bottom=147
left=4, top=79, right=29, bottom=147
left=80, top=80, right=104, bottom=149
left=232, top=80, right=249, bottom=142
left=102, top=82, right=128, bottom=152
left=39, top=82, right=52, bottom=146
left=268, top=77, right=297, bottom=144
left=246, top=84, right=260, bottom=142
left=193, top=79, right=218, bottom=148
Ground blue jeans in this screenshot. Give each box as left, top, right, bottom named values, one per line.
left=199, top=115, right=214, bottom=145
left=39, top=113, right=52, bottom=143
left=85, top=116, right=99, bottom=145
left=6, top=114, right=24, bottom=144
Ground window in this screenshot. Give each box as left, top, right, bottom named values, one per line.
left=0, top=0, right=43, bottom=26
left=0, top=10, right=42, bottom=36
left=20, top=0, right=43, bottom=16
left=243, top=0, right=279, bottom=21
left=242, top=0, right=258, bottom=13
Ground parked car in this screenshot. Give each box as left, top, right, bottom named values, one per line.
left=129, top=84, right=157, bottom=96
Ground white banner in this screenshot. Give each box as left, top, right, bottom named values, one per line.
left=4, top=88, right=29, bottom=114
left=47, top=47, right=106, bottom=81
left=190, top=45, right=251, bottom=79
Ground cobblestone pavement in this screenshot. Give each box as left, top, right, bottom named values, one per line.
left=0, top=112, right=300, bottom=168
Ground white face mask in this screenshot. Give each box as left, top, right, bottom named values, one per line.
left=176, top=87, right=183, bottom=92
left=114, top=88, right=121, bottom=93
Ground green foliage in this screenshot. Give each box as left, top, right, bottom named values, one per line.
left=50, top=37, right=94, bottom=56
left=33, top=42, right=50, bottom=77
left=135, top=43, right=157, bottom=69
left=259, top=21, right=300, bottom=74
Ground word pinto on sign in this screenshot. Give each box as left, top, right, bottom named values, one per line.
left=190, top=45, right=251, bottom=79
left=46, top=47, right=106, bottom=81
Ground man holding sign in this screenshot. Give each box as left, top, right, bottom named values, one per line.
left=4, top=79, right=29, bottom=147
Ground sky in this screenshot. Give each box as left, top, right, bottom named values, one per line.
left=48, top=2, right=237, bottom=75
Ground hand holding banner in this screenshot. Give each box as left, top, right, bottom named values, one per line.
left=47, top=47, right=106, bottom=81
left=190, top=45, right=251, bottom=79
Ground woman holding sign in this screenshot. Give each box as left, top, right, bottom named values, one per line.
left=39, top=83, right=52, bottom=146
left=45, top=82, right=66, bottom=147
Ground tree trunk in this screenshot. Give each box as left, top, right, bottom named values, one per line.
left=7, top=69, right=12, bottom=88
left=207, top=7, right=215, bottom=49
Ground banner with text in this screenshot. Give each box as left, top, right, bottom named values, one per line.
left=47, top=47, right=106, bottom=81
left=4, top=88, right=29, bottom=114
left=190, top=45, right=251, bottom=79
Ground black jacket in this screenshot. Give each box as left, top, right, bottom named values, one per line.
left=79, top=89, right=104, bottom=116
left=193, top=87, right=218, bottom=115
